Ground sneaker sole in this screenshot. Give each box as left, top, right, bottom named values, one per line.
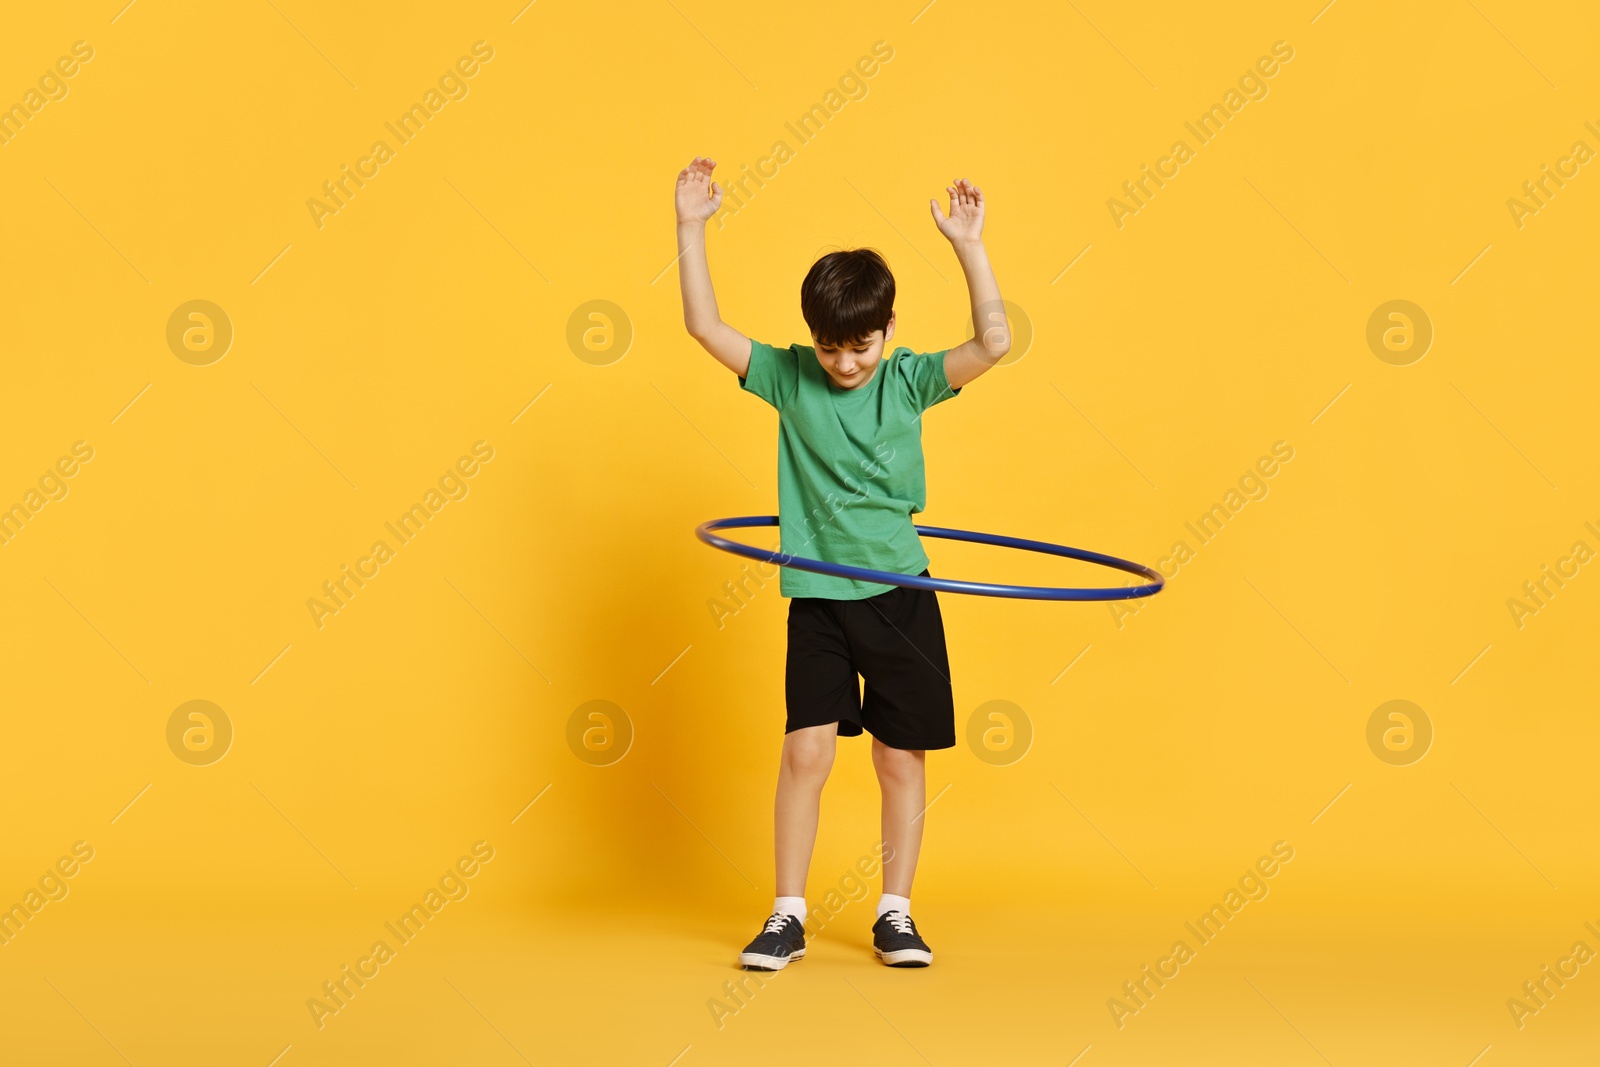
left=739, top=946, right=806, bottom=971
left=874, top=947, right=932, bottom=967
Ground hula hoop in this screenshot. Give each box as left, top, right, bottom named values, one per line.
left=695, top=516, right=1164, bottom=601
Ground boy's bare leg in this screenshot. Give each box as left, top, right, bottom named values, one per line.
left=774, top=723, right=838, bottom=896
left=871, top=739, right=926, bottom=896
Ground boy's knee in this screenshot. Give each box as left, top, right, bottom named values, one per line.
left=872, top=742, right=923, bottom=780
left=783, top=731, right=836, bottom=780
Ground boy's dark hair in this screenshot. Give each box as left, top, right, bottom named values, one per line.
left=800, top=248, right=895, bottom=347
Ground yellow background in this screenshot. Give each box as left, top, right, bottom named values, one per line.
left=1, top=0, right=1596, bottom=1063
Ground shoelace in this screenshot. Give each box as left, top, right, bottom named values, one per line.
left=884, top=910, right=915, bottom=935
left=763, top=912, right=790, bottom=934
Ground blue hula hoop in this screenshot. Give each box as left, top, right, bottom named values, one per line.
left=695, top=516, right=1165, bottom=602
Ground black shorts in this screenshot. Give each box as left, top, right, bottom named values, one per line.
left=784, top=570, right=956, bottom=751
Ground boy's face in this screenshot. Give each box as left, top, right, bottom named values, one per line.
left=813, top=314, right=895, bottom=389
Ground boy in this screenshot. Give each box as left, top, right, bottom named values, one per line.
left=673, top=156, right=1010, bottom=969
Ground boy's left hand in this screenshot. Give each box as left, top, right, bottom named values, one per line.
left=929, top=178, right=985, bottom=246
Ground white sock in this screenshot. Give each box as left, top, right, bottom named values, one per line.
left=774, top=895, right=807, bottom=923
left=877, top=893, right=911, bottom=919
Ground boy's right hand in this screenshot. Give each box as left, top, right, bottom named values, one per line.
left=676, top=157, right=723, bottom=226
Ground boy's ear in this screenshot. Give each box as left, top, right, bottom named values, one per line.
left=883, top=313, right=896, bottom=343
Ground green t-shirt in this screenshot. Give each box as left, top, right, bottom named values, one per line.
left=739, top=339, right=961, bottom=599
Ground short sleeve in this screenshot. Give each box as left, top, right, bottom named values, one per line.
left=900, top=349, right=961, bottom=412
left=738, top=340, right=799, bottom=411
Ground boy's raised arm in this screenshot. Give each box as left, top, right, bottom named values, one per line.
left=676, top=157, right=753, bottom=377
left=930, top=178, right=1010, bottom=390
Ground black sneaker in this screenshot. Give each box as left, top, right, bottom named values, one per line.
left=738, top=912, right=807, bottom=970
left=872, top=910, right=933, bottom=967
